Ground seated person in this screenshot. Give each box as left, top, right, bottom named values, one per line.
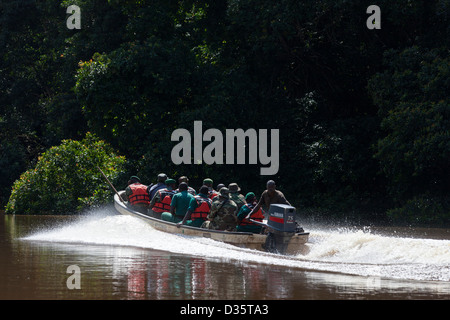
left=177, top=185, right=212, bottom=228
left=149, top=179, right=177, bottom=219
left=203, top=188, right=238, bottom=231
left=161, top=182, right=194, bottom=223
left=148, top=173, right=168, bottom=200
left=176, top=176, right=196, bottom=195
left=237, top=192, right=264, bottom=234
left=202, top=178, right=219, bottom=200
left=125, top=176, right=150, bottom=214
left=228, top=183, right=246, bottom=211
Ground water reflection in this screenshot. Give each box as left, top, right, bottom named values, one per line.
left=93, top=245, right=312, bottom=300
left=2, top=214, right=450, bottom=300
left=10, top=240, right=447, bottom=300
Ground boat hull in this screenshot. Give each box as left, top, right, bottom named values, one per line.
left=114, top=192, right=309, bottom=255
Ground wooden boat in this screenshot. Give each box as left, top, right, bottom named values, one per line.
left=113, top=191, right=309, bottom=255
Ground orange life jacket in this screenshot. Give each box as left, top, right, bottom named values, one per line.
left=191, top=196, right=212, bottom=221
left=240, top=203, right=264, bottom=226
left=128, top=183, right=150, bottom=206
left=152, top=188, right=175, bottom=213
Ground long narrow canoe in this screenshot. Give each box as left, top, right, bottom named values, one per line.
left=114, top=191, right=309, bottom=255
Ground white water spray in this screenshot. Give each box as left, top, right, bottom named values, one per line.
left=22, top=211, right=450, bottom=282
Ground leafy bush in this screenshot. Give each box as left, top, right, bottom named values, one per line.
left=5, top=133, right=126, bottom=214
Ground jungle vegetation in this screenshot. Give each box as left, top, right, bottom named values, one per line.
left=1, top=0, right=449, bottom=225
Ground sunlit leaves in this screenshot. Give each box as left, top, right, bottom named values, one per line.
left=6, top=133, right=126, bottom=214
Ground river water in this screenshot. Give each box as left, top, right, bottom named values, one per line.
left=1, top=207, right=449, bottom=301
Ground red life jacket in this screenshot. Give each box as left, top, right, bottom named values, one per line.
left=128, top=183, right=150, bottom=206
left=208, top=190, right=219, bottom=200
left=191, top=196, right=212, bottom=221
left=152, top=188, right=175, bottom=213
left=240, top=203, right=264, bottom=226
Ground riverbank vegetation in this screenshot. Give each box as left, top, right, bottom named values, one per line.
left=5, top=133, right=126, bottom=214
left=1, top=1, right=449, bottom=226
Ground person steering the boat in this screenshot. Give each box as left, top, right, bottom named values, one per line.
left=177, top=185, right=212, bottom=228
left=245, top=180, right=291, bottom=220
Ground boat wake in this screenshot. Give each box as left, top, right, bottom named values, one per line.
left=22, top=210, right=450, bottom=283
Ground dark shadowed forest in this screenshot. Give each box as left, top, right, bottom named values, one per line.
left=1, top=1, right=449, bottom=226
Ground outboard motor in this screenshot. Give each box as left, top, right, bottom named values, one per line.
left=264, top=204, right=297, bottom=254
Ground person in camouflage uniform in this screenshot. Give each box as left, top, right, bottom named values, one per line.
left=203, top=187, right=238, bottom=231
left=228, top=183, right=246, bottom=211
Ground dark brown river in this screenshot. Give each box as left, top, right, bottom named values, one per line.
left=1, top=207, right=449, bottom=302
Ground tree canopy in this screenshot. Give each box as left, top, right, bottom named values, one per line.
left=5, top=132, right=126, bottom=214
left=1, top=0, right=449, bottom=225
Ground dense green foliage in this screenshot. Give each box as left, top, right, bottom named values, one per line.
left=5, top=133, right=126, bottom=214
left=1, top=0, right=449, bottom=225
left=369, top=47, right=450, bottom=223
